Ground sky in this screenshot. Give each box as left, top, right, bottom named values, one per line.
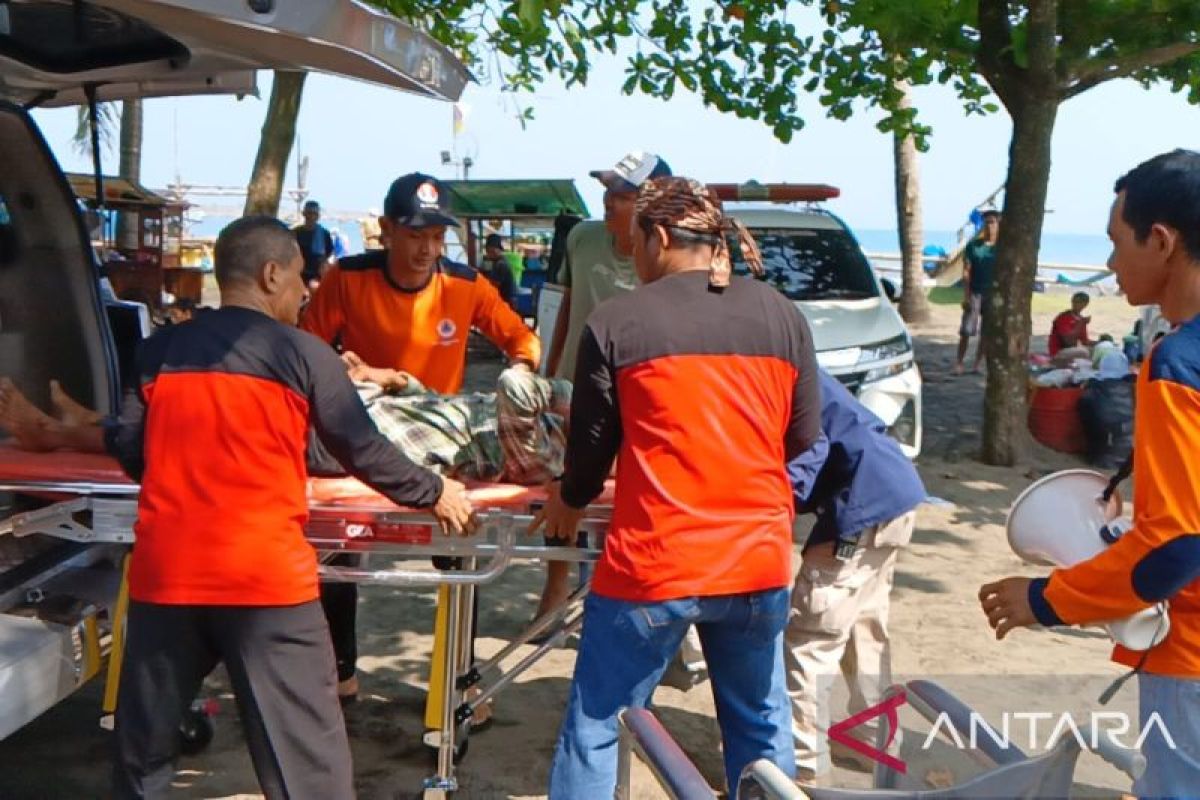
left=28, top=29, right=1200, bottom=242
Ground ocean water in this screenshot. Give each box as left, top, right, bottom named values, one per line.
left=855, top=228, right=1111, bottom=268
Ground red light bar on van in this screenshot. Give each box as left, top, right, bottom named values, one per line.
left=707, top=182, right=841, bottom=203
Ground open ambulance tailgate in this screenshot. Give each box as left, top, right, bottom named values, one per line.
left=0, top=0, right=469, bottom=106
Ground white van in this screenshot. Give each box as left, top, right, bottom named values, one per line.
left=537, top=194, right=923, bottom=457
left=715, top=196, right=921, bottom=460
left=731, top=206, right=922, bottom=458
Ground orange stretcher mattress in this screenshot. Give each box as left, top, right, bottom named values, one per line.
left=0, top=442, right=616, bottom=510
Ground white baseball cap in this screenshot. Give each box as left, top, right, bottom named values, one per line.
left=590, top=151, right=672, bottom=193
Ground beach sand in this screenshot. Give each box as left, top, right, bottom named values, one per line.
left=0, top=292, right=1146, bottom=799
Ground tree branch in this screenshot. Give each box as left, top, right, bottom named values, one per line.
left=976, top=0, right=1019, bottom=106
left=1063, top=42, right=1200, bottom=99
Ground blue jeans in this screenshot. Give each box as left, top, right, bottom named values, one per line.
left=548, top=588, right=795, bottom=798
left=1136, top=673, right=1200, bottom=799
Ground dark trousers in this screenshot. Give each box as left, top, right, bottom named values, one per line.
left=113, top=599, right=353, bottom=800
left=321, top=582, right=360, bottom=682
left=320, top=555, right=479, bottom=684
left=320, top=553, right=362, bottom=683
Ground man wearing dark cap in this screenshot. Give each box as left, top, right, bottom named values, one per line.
left=302, top=172, right=539, bottom=701
left=536, top=151, right=671, bottom=618
left=293, top=199, right=336, bottom=289
left=479, top=232, right=516, bottom=305
left=303, top=173, right=538, bottom=395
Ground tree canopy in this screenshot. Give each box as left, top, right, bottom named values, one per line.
left=370, top=1, right=1200, bottom=464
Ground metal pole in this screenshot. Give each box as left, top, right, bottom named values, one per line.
left=455, top=557, right=477, bottom=728
left=434, top=584, right=463, bottom=788
left=465, top=611, right=583, bottom=714
left=470, top=582, right=588, bottom=679
left=615, top=715, right=634, bottom=800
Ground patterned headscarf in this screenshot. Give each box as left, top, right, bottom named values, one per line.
left=634, top=176, right=763, bottom=288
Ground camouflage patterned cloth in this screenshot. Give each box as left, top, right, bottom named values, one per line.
left=356, top=367, right=571, bottom=485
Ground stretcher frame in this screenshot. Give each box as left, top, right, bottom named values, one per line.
left=0, top=476, right=610, bottom=799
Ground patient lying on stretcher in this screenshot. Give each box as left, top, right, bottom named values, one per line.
left=0, top=366, right=571, bottom=488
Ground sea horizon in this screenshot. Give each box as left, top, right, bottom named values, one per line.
left=855, top=228, right=1110, bottom=268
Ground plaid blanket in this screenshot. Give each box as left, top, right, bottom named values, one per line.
left=357, top=368, right=571, bottom=485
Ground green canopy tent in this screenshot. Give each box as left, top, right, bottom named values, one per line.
left=441, top=179, right=589, bottom=272
left=441, top=178, right=588, bottom=219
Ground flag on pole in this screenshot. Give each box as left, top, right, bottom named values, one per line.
left=453, top=102, right=470, bottom=136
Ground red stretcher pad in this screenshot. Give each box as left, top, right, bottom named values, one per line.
left=0, top=442, right=134, bottom=486
left=0, top=442, right=616, bottom=511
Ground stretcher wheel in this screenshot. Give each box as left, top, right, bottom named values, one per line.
left=178, top=705, right=216, bottom=755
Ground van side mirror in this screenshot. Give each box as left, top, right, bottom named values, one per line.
left=880, top=278, right=898, bottom=303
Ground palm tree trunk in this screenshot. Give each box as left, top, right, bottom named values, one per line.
left=115, top=99, right=143, bottom=250
left=891, top=79, right=931, bottom=324
left=244, top=71, right=307, bottom=217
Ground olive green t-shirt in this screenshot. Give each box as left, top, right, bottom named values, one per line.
left=555, top=221, right=637, bottom=379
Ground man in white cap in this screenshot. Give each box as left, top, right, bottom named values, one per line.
left=537, top=151, right=671, bottom=617
left=545, top=151, right=672, bottom=381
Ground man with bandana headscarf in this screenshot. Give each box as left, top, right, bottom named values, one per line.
left=531, top=176, right=822, bottom=797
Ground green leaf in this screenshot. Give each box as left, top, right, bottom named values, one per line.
left=518, top=0, right=544, bottom=30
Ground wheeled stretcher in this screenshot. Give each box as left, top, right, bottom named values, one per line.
left=0, top=443, right=611, bottom=798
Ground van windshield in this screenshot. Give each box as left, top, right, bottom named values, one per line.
left=733, top=228, right=879, bottom=301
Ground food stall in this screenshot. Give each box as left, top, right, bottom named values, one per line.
left=65, top=173, right=202, bottom=309
left=441, top=179, right=589, bottom=319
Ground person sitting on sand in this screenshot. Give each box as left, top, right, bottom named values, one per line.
left=1048, top=291, right=1095, bottom=362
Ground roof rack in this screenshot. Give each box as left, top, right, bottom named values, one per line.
left=707, top=182, right=840, bottom=203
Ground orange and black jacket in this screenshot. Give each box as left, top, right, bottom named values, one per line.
left=1030, top=314, right=1200, bottom=676
left=301, top=252, right=540, bottom=394
left=560, top=270, right=821, bottom=602
left=104, top=306, right=442, bottom=607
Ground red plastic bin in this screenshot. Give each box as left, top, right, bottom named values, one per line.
left=1028, top=385, right=1086, bottom=454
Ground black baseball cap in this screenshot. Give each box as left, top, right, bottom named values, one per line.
left=383, top=173, right=459, bottom=228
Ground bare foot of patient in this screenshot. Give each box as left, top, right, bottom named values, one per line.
left=50, top=380, right=103, bottom=426
left=0, top=378, right=62, bottom=451
left=0, top=378, right=50, bottom=430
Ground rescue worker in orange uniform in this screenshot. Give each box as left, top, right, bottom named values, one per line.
left=302, top=173, right=540, bottom=702
left=981, top=150, right=1200, bottom=798
left=107, top=217, right=475, bottom=799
